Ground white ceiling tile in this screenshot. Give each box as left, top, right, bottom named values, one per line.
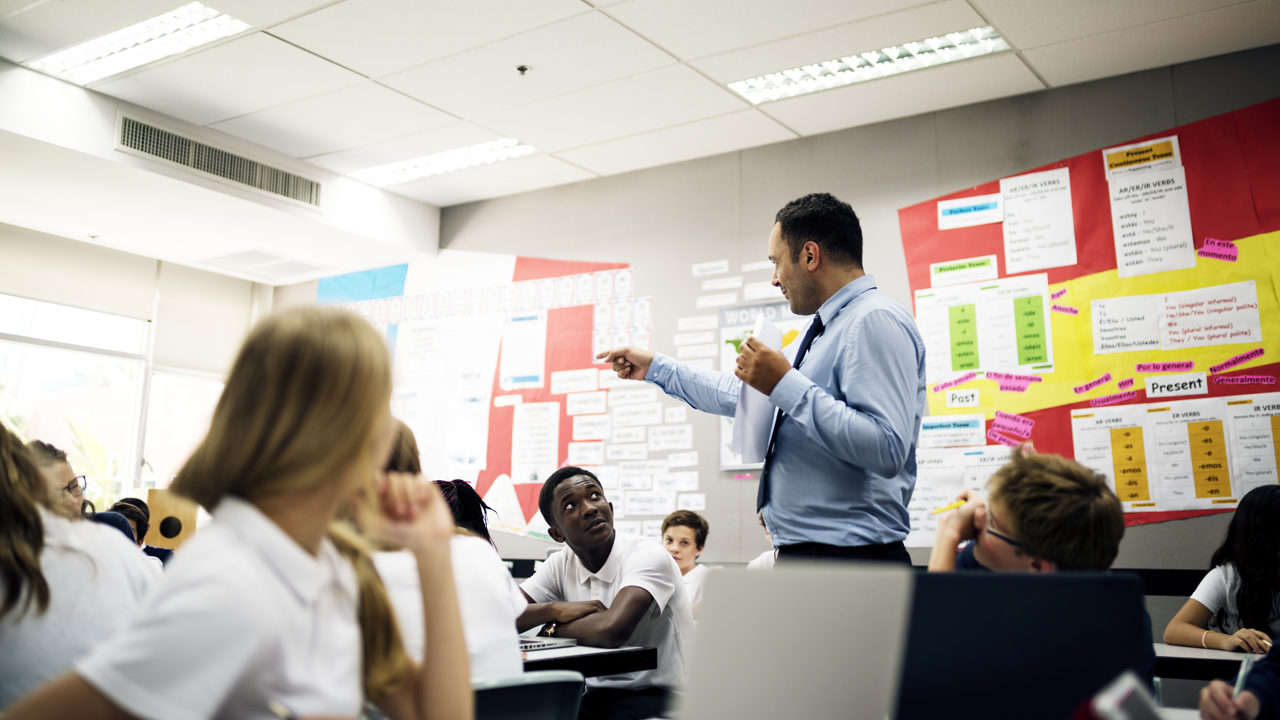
left=381, top=13, right=675, bottom=119
left=556, top=109, right=794, bottom=175
left=0, top=0, right=185, bottom=63
left=476, top=64, right=748, bottom=153
left=387, top=153, right=595, bottom=206
left=95, top=33, right=364, bottom=126
left=761, top=53, right=1043, bottom=136
left=271, top=0, right=591, bottom=78
left=1023, top=1, right=1280, bottom=87
left=306, top=122, right=504, bottom=174
left=603, top=0, right=932, bottom=60
left=691, top=0, right=983, bottom=84
left=977, top=0, right=1250, bottom=50
left=208, top=82, right=456, bottom=158
left=207, top=0, right=342, bottom=29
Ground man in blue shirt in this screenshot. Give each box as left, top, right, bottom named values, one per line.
left=599, top=193, right=926, bottom=564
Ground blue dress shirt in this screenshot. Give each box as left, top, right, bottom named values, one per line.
left=646, top=275, right=927, bottom=548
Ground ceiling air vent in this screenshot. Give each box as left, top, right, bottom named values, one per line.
left=118, top=115, right=321, bottom=207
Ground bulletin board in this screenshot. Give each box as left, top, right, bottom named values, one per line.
left=316, top=250, right=704, bottom=542
left=897, top=97, right=1280, bottom=537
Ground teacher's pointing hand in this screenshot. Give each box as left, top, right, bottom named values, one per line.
left=735, top=336, right=792, bottom=396
left=598, top=346, right=654, bottom=381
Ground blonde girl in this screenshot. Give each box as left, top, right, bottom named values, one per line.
left=6, top=307, right=472, bottom=720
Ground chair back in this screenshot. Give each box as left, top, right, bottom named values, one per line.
left=474, top=670, right=585, bottom=720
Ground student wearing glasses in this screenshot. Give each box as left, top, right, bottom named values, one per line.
left=928, top=448, right=1124, bottom=573
left=0, top=424, right=157, bottom=710
left=26, top=441, right=85, bottom=518
left=927, top=448, right=1156, bottom=682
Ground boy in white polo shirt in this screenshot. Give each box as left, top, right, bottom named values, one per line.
left=518, top=466, right=693, bottom=720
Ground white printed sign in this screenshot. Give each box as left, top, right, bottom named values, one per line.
left=946, top=389, right=980, bottom=408
left=677, top=493, right=706, bottom=511
left=677, top=315, right=719, bottom=332
left=937, top=193, right=1003, bottom=230
left=613, top=402, right=664, bottom=427
left=610, top=387, right=659, bottom=406
left=607, top=444, right=649, bottom=461
left=566, top=391, right=608, bottom=416
left=568, top=442, right=604, bottom=466
left=649, top=424, right=693, bottom=451
left=692, top=260, right=730, bottom=277
left=625, top=491, right=677, bottom=516
left=551, top=369, right=598, bottom=395
left=573, top=414, right=611, bottom=441
left=1146, top=372, right=1208, bottom=399
left=612, top=426, right=646, bottom=443
left=667, top=451, right=698, bottom=468
left=665, top=406, right=688, bottom=423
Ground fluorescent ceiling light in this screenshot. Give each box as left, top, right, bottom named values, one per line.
left=28, top=3, right=251, bottom=85
left=728, top=26, right=1011, bottom=105
left=351, top=139, right=540, bottom=187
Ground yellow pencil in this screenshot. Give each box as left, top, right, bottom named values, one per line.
left=931, top=500, right=966, bottom=515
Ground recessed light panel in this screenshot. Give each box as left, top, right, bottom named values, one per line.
left=351, top=138, right=539, bottom=187
left=28, top=3, right=252, bottom=86
left=728, top=26, right=1011, bottom=105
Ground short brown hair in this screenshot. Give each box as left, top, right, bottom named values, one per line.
left=662, top=510, right=709, bottom=549
left=988, top=448, right=1124, bottom=570
left=386, top=420, right=421, bottom=474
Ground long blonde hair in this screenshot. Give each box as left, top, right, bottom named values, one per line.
left=171, top=307, right=409, bottom=699
left=172, top=307, right=391, bottom=509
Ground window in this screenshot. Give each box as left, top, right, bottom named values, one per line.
left=0, top=293, right=148, bottom=511
left=141, top=371, right=223, bottom=489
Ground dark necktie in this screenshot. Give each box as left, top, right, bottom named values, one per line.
left=756, top=314, right=825, bottom=512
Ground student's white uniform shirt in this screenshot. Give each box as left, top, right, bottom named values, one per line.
left=682, top=564, right=722, bottom=604
left=745, top=550, right=776, bottom=571
left=521, top=532, right=693, bottom=691
left=77, top=496, right=362, bottom=720
left=374, top=534, right=527, bottom=681
left=0, top=508, right=156, bottom=710
left=1192, top=561, right=1280, bottom=638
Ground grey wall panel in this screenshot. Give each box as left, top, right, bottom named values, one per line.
left=442, top=44, right=1280, bottom=566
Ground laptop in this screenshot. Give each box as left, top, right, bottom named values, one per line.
left=896, top=572, right=1150, bottom=720
left=673, top=563, right=914, bottom=720
left=519, top=636, right=579, bottom=652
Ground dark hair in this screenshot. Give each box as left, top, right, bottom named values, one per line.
left=1209, top=486, right=1280, bottom=634
left=435, top=480, right=495, bottom=547
left=1, top=422, right=50, bottom=620
left=115, top=496, right=150, bottom=520
left=386, top=420, right=422, bottom=475
left=774, top=193, right=863, bottom=268
left=539, top=466, right=600, bottom=527
left=25, top=439, right=67, bottom=467
left=111, top=502, right=149, bottom=543
left=663, top=510, right=709, bottom=548
left=91, top=511, right=136, bottom=543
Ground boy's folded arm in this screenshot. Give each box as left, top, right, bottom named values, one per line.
left=515, top=597, right=607, bottom=633
left=552, top=586, right=655, bottom=649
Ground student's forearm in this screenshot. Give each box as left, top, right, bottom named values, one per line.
left=1165, top=621, right=1237, bottom=651
left=927, top=528, right=962, bottom=571
left=517, top=603, right=561, bottom=633
left=554, top=610, right=633, bottom=648
left=414, top=546, right=473, bottom=720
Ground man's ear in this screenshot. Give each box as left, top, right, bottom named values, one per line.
left=548, top=524, right=565, bottom=544
left=1028, top=557, right=1058, bottom=574
left=803, top=241, right=821, bottom=271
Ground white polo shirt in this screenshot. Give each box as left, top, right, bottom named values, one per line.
left=521, top=532, right=693, bottom=691
left=0, top=508, right=156, bottom=710
left=374, top=534, right=527, bottom=681
left=77, top=496, right=362, bottom=720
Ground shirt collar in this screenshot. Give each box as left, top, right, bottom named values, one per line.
left=570, top=532, right=626, bottom=586
left=214, top=495, right=347, bottom=604
left=813, top=274, right=877, bottom=327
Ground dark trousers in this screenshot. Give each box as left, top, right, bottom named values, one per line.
left=776, top=540, right=912, bottom=565
left=578, top=687, right=671, bottom=720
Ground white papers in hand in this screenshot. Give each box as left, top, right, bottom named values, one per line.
left=731, top=314, right=783, bottom=463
